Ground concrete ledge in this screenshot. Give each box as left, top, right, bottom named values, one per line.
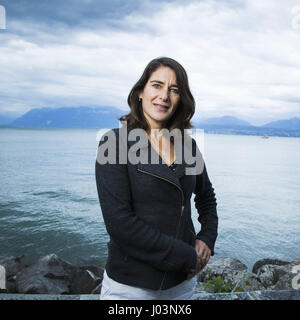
left=193, top=289, right=300, bottom=300
left=0, top=294, right=100, bottom=300
left=0, top=290, right=299, bottom=300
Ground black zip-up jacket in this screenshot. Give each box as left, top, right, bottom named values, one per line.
left=95, top=127, right=218, bottom=290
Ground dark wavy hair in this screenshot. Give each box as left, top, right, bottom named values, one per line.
left=119, top=57, right=195, bottom=133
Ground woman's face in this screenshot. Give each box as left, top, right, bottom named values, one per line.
left=139, top=66, right=180, bottom=130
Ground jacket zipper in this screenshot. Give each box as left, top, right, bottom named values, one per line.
left=190, top=229, right=196, bottom=236
left=137, top=168, right=184, bottom=290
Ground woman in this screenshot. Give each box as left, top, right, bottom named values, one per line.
left=95, top=57, right=218, bottom=300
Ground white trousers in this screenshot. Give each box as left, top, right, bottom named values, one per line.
left=100, top=270, right=197, bottom=300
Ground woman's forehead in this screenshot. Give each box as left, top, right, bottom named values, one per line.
left=149, top=66, right=177, bottom=85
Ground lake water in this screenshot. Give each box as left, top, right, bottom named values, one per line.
left=0, top=127, right=299, bottom=269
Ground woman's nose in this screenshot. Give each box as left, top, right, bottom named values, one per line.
left=160, top=88, right=170, bottom=101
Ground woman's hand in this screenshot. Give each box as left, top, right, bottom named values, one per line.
left=195, top=239, right=211, bottom=264
left=186, top=240, right=211, bottom=280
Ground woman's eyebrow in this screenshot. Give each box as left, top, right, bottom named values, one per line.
left=150, top=80, right=178, bottom=88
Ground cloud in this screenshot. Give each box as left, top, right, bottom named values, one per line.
left=0, top=0, right=300, bottom=125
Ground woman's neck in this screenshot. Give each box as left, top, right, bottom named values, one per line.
left=146, top=127, right=176, bottom=167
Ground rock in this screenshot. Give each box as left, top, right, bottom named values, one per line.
left=197, top=257, right=300, bottom=293
left=1, top=254, right=104, bottom=294
left=252, top=258, right=290, bottom=274
left=196, top=257, right=248, bottom=292
left=0, top=256, right=31, bottom=293
left=197, top=257, right=248, bottom=283
left=270, top=259, right=300, bottom=290
left=0, top=256, right=31, bottom=278
left=256, top=264, right=278, bottom=288
left=255, top=258, right=300, bottom=290
left=69, top=268, right=102, bottom=294
left=194, top=281, right=207, bottom=293
left=91, top=283, right=102, bottom=294
left=80, top=265, right=104, bottom=280
left=1, top=253, right=299, bottom=295
left=68, top=264, right=104, bottom=294
left=291, top=258, right=300, bottom=265
left=16, top=254, right=70, bottom=294
left=232, top=270, right=265, bottom=292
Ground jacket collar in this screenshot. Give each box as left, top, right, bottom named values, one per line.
left=122, top=126, right=192, bottom=189
left=136, top=145, right=184, bottom=190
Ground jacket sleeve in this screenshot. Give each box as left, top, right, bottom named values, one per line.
left=95, top=130, right=197, bottom=274
left=192, top=141, right=218, bottom=255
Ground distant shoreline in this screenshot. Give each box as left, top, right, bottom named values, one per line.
left=1, top=125, right=300, bottom=138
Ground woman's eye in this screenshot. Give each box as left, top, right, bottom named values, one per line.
left=152, top=84, right=160, bottom=88
left=171, top=88, right=179, bottom=94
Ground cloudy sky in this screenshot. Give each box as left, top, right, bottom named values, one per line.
left=1, top=0, right=300, bottom=125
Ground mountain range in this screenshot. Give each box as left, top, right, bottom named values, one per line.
left=194, top=115, right=300, bottom=137
left=1, top=107, right=300, bottom=137
left=6, top=106, right=124, bottom=129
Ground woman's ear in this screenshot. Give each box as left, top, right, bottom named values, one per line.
left=138, top=89, right=144, bottom=100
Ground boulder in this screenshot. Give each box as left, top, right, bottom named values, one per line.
left=197, top=257, right=248, bottom=283
left=0, top=256, right=31, bottom=278
left=252, top=258, right=290, bottom=274
left=91, top=283, right=102, bottom=294
left=194, top=281, right=208, bottom=293
left=16, top=254, right=70, bottom=294
left=196, top=257, right=249, bottom=293
left=232, top=270, right=265, bottom=292
left=255, top=264, right=278, bottom=288
left=69, top=268, right=103, bottom=294
left=270, top=259, right=300, bottom=290
left=14, top=254, right=105, bottom=295
left=255, top=258, right=300, bottom=290
left=79, top=265, right=104, bottom=280
left=2, top=253, right=298, bottom=295
left=0, top=256, right=31, bottom=293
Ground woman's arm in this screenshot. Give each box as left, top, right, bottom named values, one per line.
left=193, top=162, right=218, bottom=256
left=95, top=130, right=197, bottom=275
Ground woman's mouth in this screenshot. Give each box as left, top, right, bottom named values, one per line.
left=153, top=104, right=169, bottom=112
